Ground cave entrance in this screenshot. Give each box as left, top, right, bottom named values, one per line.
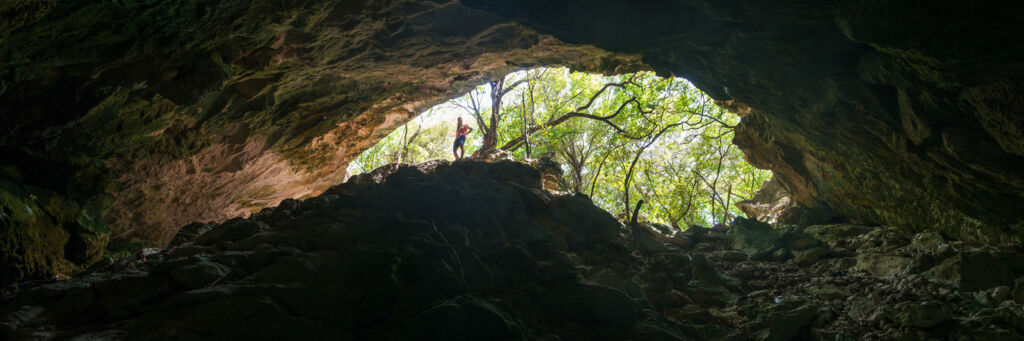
left=349, top=67, right=771, bottom=229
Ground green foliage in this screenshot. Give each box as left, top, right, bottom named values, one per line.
left=347, top=108, right=461, bottom=174
left=350, top=68, right=771, bottom=229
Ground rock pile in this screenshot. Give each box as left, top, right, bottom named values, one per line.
left=2, top=161, right=1022, bottom=340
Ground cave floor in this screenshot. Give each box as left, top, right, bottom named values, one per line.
left=2, top=160, right=1022, bottom=340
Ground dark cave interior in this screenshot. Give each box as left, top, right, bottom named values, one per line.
left=1, top=1, right=1023, bottom=339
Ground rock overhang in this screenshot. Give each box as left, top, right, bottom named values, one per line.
left=0, top=0, right=644, bottom=282
left=464, top=0, right=1024, bottom=242
left=2, top=0, right=1023, bottom=283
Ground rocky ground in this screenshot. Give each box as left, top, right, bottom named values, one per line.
left=2, top=160, right=1023, bottom=340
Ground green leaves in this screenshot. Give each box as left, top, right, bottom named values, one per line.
left=351, top=67, right=771, bottom=229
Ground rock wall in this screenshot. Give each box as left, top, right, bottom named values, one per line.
left=0, top=0, right=641, bottom=282
left=2, top=0, right=1023, bottom=282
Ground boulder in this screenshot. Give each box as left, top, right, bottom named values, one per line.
left=170, top=261, right=228, bottom=290
left=194, top=219, right=269, bottom=246
left=908, top=231, right=948, bottom=254
left=886, top=301, right=950, bottom=328
left=628, top=223, right=671, bottom=254
left=690, top=253, right=739, bottom=288
left=725, top=218, right=781, bottom=258
left=628, top=222, right=689, bottom=255
left=855, top=253, right=913, bottom=278
left=725, top=217, right=818, bottom=260
left=792, top=247, right=829, bottom=267
left=922, top=247, right=1024, bottom=291
left=550, top=193, right=623, bottom=250
left=168, top=222, right=215, bottom=248
left=803, top=224, right=873, bottom=245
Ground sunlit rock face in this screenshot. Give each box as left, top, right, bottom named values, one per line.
left=0, top=1, right=640, bottom=281
left=464, top=0, right=1024, bottom=243
left=735, top=177, right=830, bottom=227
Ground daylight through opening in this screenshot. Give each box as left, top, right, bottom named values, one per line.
left=348, top=67, right=772, bottom=229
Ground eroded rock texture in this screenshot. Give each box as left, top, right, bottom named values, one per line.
left=3, top=161, right=1023, bottom=340
left=0, top=0, right=640, bottom=282
left=2, top=0, right=1023, bottom=281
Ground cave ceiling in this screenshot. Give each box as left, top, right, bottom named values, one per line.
left=1, top=0, right=1022, bottom=282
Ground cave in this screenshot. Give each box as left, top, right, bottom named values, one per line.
left=2, top=0, right=1023, bottom=339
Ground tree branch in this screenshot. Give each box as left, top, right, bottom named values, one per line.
left=501, top=97, right=645, bottom=151
left=501, top=78, right=526, bottom=96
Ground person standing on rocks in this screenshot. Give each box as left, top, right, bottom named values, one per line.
left=453, top=117, right=473, bottom=159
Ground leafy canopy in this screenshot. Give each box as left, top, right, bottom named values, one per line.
left=348, top=68, right=771, bottom=229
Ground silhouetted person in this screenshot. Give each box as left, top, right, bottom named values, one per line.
left=453, top=117, right=473, bottom=159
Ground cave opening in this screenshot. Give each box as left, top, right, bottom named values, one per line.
left=346, top=67, right=772, bottom=229
left=3, top=0, right=1024, bottom=338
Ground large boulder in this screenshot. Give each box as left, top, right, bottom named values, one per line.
left=855, top=253, right=914, bottom=279
left=802, top=224, right=873, bottom=245
left=550, top=193, right=624, bottom=250
left=922, top=247, right=1024, bottom=291
left=724, top=217, right=818, bottom=260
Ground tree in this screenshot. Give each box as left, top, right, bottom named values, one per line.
left=448, top=72, right=534, bottom=157
left=350, top=67, right=772, bottom=229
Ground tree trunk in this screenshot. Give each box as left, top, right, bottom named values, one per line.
left=480, top=78, right=504, bottom=153
left=623, top=145, right=644, bottom=221
left=723, top=184, right=733, bottom=224
left=589, top=152, right=611, bottom=198
left=525, top=78, right=535, bottom=158
left=522, top=91, right=531, bottom=158
left=623, top=121, right=686, bottom=222
left=398, top=124, right=408, bottom=163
